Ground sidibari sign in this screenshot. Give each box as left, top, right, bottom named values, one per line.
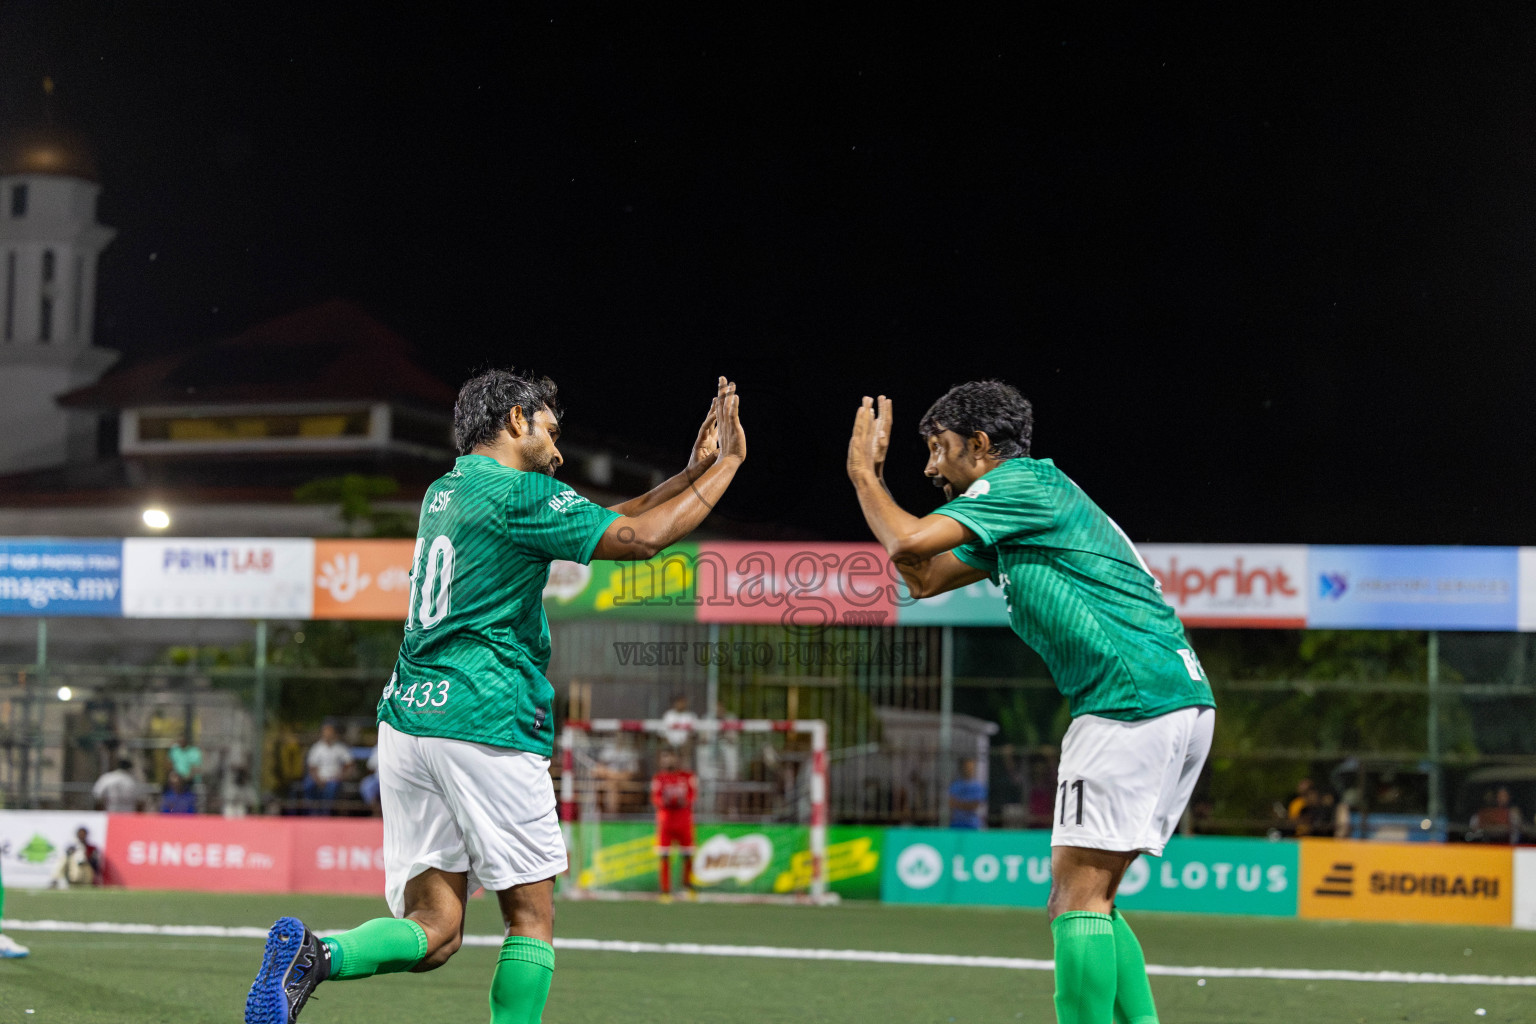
left=1298, top=838, right=1513, bottom=926
left=883, top=830, right=1298, bottom=916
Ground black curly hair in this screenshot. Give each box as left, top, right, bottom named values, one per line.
left=452, top=368, right=562, bottom=455
left=917, top=380, right=1033, bottom=459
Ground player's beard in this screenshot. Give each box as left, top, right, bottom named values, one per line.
left=521, top=441, right=559, bottom=476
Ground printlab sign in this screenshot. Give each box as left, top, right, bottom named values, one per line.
left=883, top=830, right=1298, bottom=916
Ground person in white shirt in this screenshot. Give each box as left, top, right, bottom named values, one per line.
left=302, top=723, right=353, bottom=815
left=93, top=759, right=141, bottom=813
left=661, top=694, right=697, bottom=749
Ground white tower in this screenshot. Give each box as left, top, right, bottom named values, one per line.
left=0, top=126, right=117, bottom=475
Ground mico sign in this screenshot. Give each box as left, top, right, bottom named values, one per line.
left=882, top=830, right=1297, bottom=916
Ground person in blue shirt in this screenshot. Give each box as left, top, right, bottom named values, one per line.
left=949, top=758, right=988, bottom=829
left=161, top=772, right=197, bottom=814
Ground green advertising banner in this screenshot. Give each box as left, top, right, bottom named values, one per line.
left=544, top=544, right=700, bottom=621
left=893, top=577, right=1010, bottom=626
left=565, top=822, right=883, bottom=900
left=882, top=829, right=1298, bottom=917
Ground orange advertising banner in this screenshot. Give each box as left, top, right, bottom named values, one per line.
left=1298, top=838, right=1513, bottom=926
left=312, top=539, right=415, bottom=620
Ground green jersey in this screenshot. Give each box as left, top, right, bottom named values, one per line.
left=378, top=454, right=621, bottom=755
left=934, top=458, right=1214, bottom=721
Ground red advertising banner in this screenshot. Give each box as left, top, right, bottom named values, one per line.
left=1139, top=544, right=1308, bottom=628
left=106, top=814, right=292, bottom=893
left=695, top=542, right=899, bottom=627
left=288, top=818, right=386, bottom=895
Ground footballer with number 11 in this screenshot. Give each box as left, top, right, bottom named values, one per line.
left=847, top=381, right=1215, bottom=1024
left=246, top=371, right=746, bottom=1024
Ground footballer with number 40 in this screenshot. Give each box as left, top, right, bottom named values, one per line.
left=846, top=380, right=1215, bottom=1024
left=246, top=370, right=746, bottom=1024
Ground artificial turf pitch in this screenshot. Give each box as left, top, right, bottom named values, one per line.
left=2, top=888, right=1533, bottom=1023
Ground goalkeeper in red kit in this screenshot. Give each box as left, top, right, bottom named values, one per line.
left=651, top=750, right=697, bottom=899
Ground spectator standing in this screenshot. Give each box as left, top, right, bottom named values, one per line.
left=161, top=772, right=197, bottom=814
left=93, top=759, right=141, bottom=812
left=949, top=758, right=988, bottom=830
left=303, top=722, right=353, bottom=815
left=661, top=693, right=697, bottom=749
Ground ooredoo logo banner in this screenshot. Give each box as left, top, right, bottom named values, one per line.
left=1139, top=544, right=1307, bottom=627
left=122, top=538, right=315, bottom=618
left=312, top=539, right=414, bottom=620
left=105, top=813, right=290, bottom=893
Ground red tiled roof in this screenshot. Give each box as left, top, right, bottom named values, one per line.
left=59, top=300, right=456, bottom=409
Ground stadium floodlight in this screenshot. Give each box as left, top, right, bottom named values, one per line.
left=56, top=686, right=72, bottom=701
left=560, top=717, right=832, bottom=904
left=142, top=508, right=171, bottom=529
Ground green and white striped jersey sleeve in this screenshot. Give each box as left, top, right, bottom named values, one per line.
left=507, top=474, right=621, bottom=566
left=933, top=463, right=1053, bottom=546
left=951, top=541, right=999, bottom=580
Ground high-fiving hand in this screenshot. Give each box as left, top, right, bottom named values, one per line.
left=717, top=378, right=746, bottom=464
left=847, top=394, right=892, bottom=480
left=688, top=377, right=732, bottom=470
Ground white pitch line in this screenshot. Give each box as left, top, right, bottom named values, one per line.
left=4, top=919, right=1533, bottom=987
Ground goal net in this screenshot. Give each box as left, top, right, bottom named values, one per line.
left=559, top=717, right=830, bottom=903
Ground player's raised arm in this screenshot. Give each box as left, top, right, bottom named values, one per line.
left=592, top=383, right=746, bottom=560
left=846, top=395, right=988, bottom=597
left=606, top=377, right=731, bottom=517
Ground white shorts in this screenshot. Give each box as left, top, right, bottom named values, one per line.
left=378, top=721, right=567, bottom=917
left=1051, top=705, right=1214, bottom=856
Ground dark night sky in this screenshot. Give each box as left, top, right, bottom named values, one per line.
left=3, top=4, right=1533, bottom=544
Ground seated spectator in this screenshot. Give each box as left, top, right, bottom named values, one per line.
left=1286, top=778, right=1316, bottom=837
left=1026, top=752, right=1058, bottom=829
left=221, top=766, right=259, bottom=819
left=1309, top=790, right=1339, bottom=837
left=49, top=827, right=102, bottom=888
left=949, top=758, right=988, bottom=830
left=161, top=772, right=197, bottom=814
left=303, top=722, right=353, bottom=815
left=358, top=748, right=381, bottom=816
left=93, top=758, right=142, bottom=812
left=593, top=733, right=640, bottom=815
left=1470, top=787, right=1524, bottom=844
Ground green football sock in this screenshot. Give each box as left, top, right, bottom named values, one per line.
left=322, top=918, right=428, bottom=980
left=489, top=936, right=555, bottom=1024
left=1052, top=911, right=1116, bottom=1024
left=1111, top=908, right=1159, bottom=1024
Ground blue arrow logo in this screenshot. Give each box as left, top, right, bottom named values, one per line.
left=1318, top=573, right=1348, bottom=600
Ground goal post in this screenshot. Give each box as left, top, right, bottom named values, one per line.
left=560, top=717, right=830, bottom=903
